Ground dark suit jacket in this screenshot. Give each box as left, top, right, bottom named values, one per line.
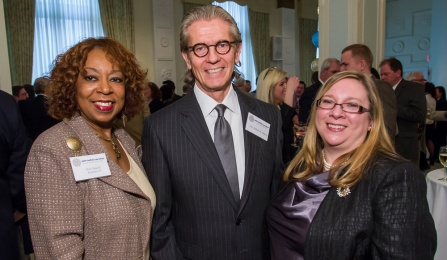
left=394, top=79, right=426, bottom=164
left=279, top=103, right=296, bottom=164
left=142, top=86, right=284, bottom=260
left=149, top=99, right=165, bottom=114
left=298, top=81, right=322, bottom=124
left=304, top=154, right=436, bottom=259
left=0, top=90, right=29, bottom=259
left=18, top=94, right=60, bottom=141
left=373, top=78, right=397, bottom=139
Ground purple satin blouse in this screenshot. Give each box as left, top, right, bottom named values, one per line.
left=266, top=172, right=331, bottom=260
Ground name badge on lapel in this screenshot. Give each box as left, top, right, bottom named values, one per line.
left=245, top=112, right=270, bottom=141
left=69, top=153, right=111, bottom=182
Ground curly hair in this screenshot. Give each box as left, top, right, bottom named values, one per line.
left=47, top=37, right=147, bottom=120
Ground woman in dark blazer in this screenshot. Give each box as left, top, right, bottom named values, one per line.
left=266, top=71, right=436, bottom=259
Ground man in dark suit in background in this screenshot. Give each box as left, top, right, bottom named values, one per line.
left=0, top=90, right=29, bottom=259
left=299, top=57, right=340, bottom=124
left=142, top=5, right=283, bottom=260
left=340, top=44, right=398, bottom=138
left=19, top=77, right=60, bottom=141
left=379, top=57, right=426, bottom=165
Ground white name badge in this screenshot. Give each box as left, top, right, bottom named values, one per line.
left=69, top=153, right=111, bottom=182
left=245, top=112, right=270, bottom=141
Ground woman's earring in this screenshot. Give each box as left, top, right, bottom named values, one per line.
left=122, top=114, right=127, bottom=127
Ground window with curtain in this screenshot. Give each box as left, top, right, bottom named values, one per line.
left=32, top=0, right=105, bottom=82
left=212, top=1, right=257, bottom=90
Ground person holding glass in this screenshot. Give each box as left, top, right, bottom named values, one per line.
left=256, top=67, right=300, bottom=164
left=266, top=71, right=436, bottom=259
left=25, top=38, right=155, bottom=259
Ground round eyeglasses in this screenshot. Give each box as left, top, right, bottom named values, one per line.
left=187, top=40, right=239, bottom=58
left=316, top=98, right=370, bottom=114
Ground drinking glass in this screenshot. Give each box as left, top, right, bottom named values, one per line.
left=439, top=146, right=447, bottom=181
left=291, top=122, right=306, bottom=149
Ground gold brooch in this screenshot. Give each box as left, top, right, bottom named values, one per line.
left=66, top=136, right=82, bottom=156
left=336, top=186, right=351, bottom=198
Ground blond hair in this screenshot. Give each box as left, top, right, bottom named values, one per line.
left=256, top=67, right=287, bottom=105
left=283, top=71, right=398, bottom=188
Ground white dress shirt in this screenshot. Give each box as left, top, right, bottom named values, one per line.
left=194, top=85, right=245, bottom=197
left=392, top=78, right=402, bottom=91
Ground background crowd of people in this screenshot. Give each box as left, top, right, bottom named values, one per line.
left=1, top=4, right=444, bottom=260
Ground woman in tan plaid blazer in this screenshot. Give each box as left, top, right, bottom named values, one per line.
left=25, top=38, right=155, bottom=259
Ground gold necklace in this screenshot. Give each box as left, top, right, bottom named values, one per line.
left=96, top=134, right=121, bottom=160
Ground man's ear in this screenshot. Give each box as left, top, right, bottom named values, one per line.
left=182, top=51, right=191, bottom=70
left=234, top=42, right=242, bottom=64
left=359, top=59, right=367, bottom=71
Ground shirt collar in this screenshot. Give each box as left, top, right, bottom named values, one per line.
left=194, top=84, right=239, bottom=117
left=393, top=78, right=402, bottom=90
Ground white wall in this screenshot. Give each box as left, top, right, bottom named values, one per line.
left=384, top=0, right=432, bottom=78
left=133, top=0, right=154, bottom=83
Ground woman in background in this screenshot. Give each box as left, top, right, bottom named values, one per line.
left=256, top=67, right=300, bottom=164
left=266, top=71, right=436, bottom=259
left=25, top=37, right=155, bottom=259
left=145, top=82, right=164, bottom=114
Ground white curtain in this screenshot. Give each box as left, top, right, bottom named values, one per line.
left=212, top=1, right=257, bottom=91
left=32, top=0, right=105, bottom=82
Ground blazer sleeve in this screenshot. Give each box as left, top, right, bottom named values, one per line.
left=280, top=103, right=296, bottom=132
left=429, top=110, right=447, bottom=121
left=272, top=108, right=285, bottom=195
left=298, top=89, right=313, bottom=124
left=142, top=118, right=183, bottom=260
left=25, top=141, right=85, bottom=259
left=396, top=84, right=427, bottom=123
left=371, top=162, right=437, bottom=259
left=4, top=97, right=29, bottom=213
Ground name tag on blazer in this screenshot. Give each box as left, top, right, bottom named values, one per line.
left=245, top=112, right=270, bottom=141
left=69, top=153, right=111, bottom=181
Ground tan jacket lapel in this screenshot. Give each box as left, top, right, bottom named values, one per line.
left=65, top=115, right=149, bottom=200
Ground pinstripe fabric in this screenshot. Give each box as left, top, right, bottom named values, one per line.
left=25, top=115, right=152, bottom=259
left=142, top=86, right=284, bottom=260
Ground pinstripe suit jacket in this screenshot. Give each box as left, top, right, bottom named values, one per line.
left=25, top=115, right=152, bottom=259
left=142, top=86, right=284, bottom=260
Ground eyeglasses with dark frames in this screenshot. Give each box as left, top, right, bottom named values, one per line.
left=316, top=98, right=370, bottom=114
left=187, top=40, right=239, bottom=58
left=263, top=67, right=278, bottom=80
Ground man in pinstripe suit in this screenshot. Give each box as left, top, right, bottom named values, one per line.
left=142, top=5, right=283, bottom=260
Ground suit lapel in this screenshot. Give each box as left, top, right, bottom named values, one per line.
left=179, top=92, right=239, bottom=210
left=65, top=115, right=148, bottom=199
left=236, top=90, right=259, bottom=213
left=394, top=80, right=405, bottom=98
